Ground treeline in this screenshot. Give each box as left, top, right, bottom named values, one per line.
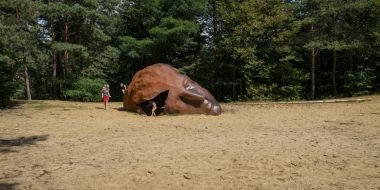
left=1, top=0, right=379, bottom=106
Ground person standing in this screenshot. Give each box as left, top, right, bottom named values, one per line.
left=101, top=84, right=111, bottom=110
left=149, top=100, right=157, bottom=116
left=120, top=83, right=128, bottom=95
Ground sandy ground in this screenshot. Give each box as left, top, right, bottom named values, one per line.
left=0, top=96, right=379, bottom=190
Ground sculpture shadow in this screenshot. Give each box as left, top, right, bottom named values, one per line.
left=0, top=135, right=49, bottom=154
left=111, top=107, right=204, bottom=117
left=113, top=107, right=143, bottom=116
left=112, top=107, right=125, bottom=111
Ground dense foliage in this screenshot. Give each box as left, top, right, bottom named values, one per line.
left=0, top=57, right=17, bottom=107
left=0, top=0, right=379, bottom=103
left=62, top=78, right=106, bottom=102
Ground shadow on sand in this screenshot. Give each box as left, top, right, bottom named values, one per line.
left=0, top=135, right=49, bottom=154
left=112, top=107, right=125, bottom=111
left=0, top=182, right=19, bottom=190
left=112, top=107, right=145, bottom=116
left=0, top=135, right=48, bottom=189
left=0, top=101, right=24, bottom=110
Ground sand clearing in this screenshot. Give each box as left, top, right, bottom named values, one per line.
left=0, top=96, right=379, bottom=189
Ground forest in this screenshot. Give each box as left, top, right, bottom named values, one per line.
left=1, top=0, right=379, bottom=106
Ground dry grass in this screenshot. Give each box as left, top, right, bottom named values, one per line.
left=0, top=96, right=379, bottom=189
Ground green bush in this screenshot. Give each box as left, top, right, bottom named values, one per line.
left=246, top=84, right=273, bottom=101
left=63, top=78, right=106, bottom=102
left=246, top=63, right=307, bottom=101
left=247, top=83, right=303, bottom=101
left=269, top=64, right=307, bottom=101
left=271, top=84, right=303, bottom=101
left=343, top=67, right=375, bottom=96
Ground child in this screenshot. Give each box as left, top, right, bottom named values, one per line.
left=120, top=83, right=128, bottom=95
left=149, top=100, right=157, bottom=116
left=101, top=84, right=111, bottom=110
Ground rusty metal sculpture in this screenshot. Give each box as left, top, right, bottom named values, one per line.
left=123, top=63, right=222, bottom=115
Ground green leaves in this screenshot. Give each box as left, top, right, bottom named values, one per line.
left=343, top=68, right=375, bottom=96
left=118, top=36, right=154, bottom=59
left=51, top=42, right=89, bottom=58
left=150, top=16, right=199, bottom=54
left=117, top=0, right=204, bottom=70
left=0, top=56, right=17, bottom=106
left=83, top=46, right=120, bottom=78
left=42, top=2, right=98, bottom=19
left=0, top=0, right=378, bottom=103
left=51, top=42, right=86, bottom=51
left=150, top=17, right=198, bottom=38
left=159, top=0, right=207, bottom=19
left=62, top=78, right=106, bottom=102
left=92, top=27, right=111, bottom=42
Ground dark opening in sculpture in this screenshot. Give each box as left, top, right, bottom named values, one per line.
left=123, top=63, right=222, bottom=115
left=136, top=90, right=169, bottom=116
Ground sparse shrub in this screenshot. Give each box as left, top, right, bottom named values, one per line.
left=246, top=84, right=273, bottom=101
left=343, top=67, right=375, bottom=96
left=63, top=78, right=106, bottom=102
left=271, top=84, right=303, bottom=101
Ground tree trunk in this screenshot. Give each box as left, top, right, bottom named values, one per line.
left=332, top=49, right=337, bottom=96
left=211, top=0, right=218, bottom=47
left=332, top=13, right=338, bottom=96
left=63, top=19, right=69, bottom=77
left=48, top=0, right=58, bottom=99
left=310, top=24, right=316, bottom=99
left=311, top=48, right=316, bottom=99
left=17, top=8, right=31, bottom=100
left=239, top=81, right=243, bottom=99
left=232, top=68, right=236, bottom=100
left=211, top=0, right=220, bottom=99
left=52, top=49, right=57, bottom=98
left=24, top=65, right=32, bottom=100
left=349, top=49, right=353, bottom=70
left=51, top=29, right=58, bottom=98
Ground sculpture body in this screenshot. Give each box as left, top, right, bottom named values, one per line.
left=124, top=63, right=222, bottom=115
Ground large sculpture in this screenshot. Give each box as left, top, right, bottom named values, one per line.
left=123, top=63, right=222, bottom=115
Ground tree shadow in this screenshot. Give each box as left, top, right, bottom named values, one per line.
left=0, top=101, right=24, bottom=110
left=0, top=135, right=49, bottom=154
left=0, top=182, right=18, bottom=190
left=0, top=135, right=48, bottom=189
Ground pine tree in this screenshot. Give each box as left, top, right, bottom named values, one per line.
left=0, top=0, right=44, bottom=100
left=206, top=0, right=306, bottom=100
left=116, top=0, right=207, bottom=81
left=317, top=0, right=378, bottom=96
left=39, top=0, right=119, bottom=98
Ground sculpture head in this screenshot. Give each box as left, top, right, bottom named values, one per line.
left=124, top=63, right=222, bottom=115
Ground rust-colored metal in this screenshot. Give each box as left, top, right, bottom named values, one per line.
left=123, top=63, right=222, bottom=115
